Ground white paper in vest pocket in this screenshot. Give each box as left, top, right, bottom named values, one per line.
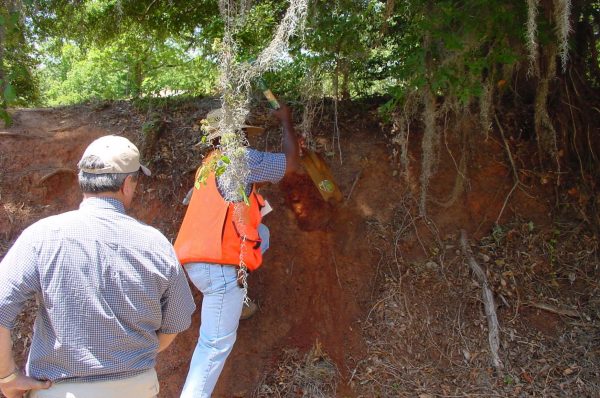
left=260, top=200, right=273, bottom=217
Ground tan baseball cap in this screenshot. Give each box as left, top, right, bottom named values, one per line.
left=79, top=135, right=151, bottom=176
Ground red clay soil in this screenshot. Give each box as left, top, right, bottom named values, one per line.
left=0, top=100, right=555, bottom=397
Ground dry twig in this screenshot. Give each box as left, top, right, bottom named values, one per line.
left=0, top=131, right=44, bottom=138
left=37, top=168, right=77, bottom=185
left=494, top=115, right=521, bottom=225
left=344, top=169, right=362, bottom=204
left=525, top=302, right=579, bottom=317
left=460, top=229, right=504, bottom=373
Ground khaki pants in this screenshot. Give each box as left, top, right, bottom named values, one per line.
left=28, top=369, right=159, bottom=398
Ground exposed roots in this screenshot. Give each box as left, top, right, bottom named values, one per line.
left=430, top=115, right=468, bottom=209
left=534, top=44, right=561, bottom=180
left=419, top=88, right=438, bottom=217
left=479, top=77, right=495, bottom=137
left=390, top=90, right=419, bottom=185
left=354, top=212, right=600, bottom=396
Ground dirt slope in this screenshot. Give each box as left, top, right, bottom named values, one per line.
left=1, top=100, right=598, bottom=397
left=1, top=101, right=395, bottom=397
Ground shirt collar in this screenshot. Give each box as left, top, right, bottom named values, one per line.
left=80, top=197, right=126, bottom=214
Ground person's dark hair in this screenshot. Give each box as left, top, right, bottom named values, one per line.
left=78, top=155, right=139, bottom=193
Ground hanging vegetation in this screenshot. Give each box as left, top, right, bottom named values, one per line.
left=2, top=0, right=599, bottom=223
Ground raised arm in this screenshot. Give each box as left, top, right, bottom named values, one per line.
left=272, top=103, right=301, bottom=175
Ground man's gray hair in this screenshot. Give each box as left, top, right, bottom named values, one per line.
left=78, top=155, right=138, bottom=193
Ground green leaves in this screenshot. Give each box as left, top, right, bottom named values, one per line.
left=38, top=31, right=218, bottom=105
left=3, top=84, right=16, bottom=104
left=213, top=155, right=230, bottom=177
left=0, top=109, right=11, bottom=126
left=238, top=185, right=250, bottom=206
left=4, top=0, right=587, bottom=112
left=193, top=153, right=249, bottom=205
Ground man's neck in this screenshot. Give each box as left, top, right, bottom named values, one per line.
left=82, top=192, right=127, bottom=209
left=83, top=192, right=122, bottom=201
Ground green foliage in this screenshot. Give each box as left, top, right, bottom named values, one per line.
left=38, top=32, right=218, bottom=105
left=0, top=2, right=39, bottom=125
left=141, top=115, right=161, bottom=137
left=23, top=0, right=223, bottom=106
left=380, top=0, right=527, bottom=106
left=233, top=0, right=286, bottom=61
left=503, top=374, right=515, bottom=385
left=11, top=0, right=531, bottom=108
left=26, top=0, right=221, bottom=46
left=193, top=149, right=250, bottom=206
left=492, top=224, right=506, bottom=246
left=3, top=0, right=598, bottom=118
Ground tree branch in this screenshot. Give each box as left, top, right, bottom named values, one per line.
left=460, top=229, right=504, bottom=373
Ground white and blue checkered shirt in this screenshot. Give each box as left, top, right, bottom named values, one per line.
left=217, top=148, right=286, bottom=199
left=246, top=148, right=286, bottom=185
left=0, top=197, right=196, bottom=382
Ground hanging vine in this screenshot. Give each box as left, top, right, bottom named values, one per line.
left=207, top=0, right=309, bottom=293
left=526, top=0, right=541, bottom=77
left=553, top=0, right=572, bottom=72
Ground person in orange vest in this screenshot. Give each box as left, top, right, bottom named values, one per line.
left=175, top=103, right=300, bottom=398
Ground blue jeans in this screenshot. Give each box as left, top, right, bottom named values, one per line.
left=180, top=224, right=269, bottom=398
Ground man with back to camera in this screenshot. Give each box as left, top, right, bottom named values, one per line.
left=175, top=103, right=301, bottom=397
left=0, top=135, right=196, bottom=398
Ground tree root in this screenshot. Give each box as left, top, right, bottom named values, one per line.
left=460, top=229, right=504, bottom=374
left=37, top=168, right=77, bottom=186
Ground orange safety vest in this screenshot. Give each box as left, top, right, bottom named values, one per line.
left=174, top=158, right=265, bottom=271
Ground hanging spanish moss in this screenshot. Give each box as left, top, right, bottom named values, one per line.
left=526, top=0, right=540, bottom=77
left=213, top=0, right=309, bottom=199
left=213, top=0, right=309, bottom=291
left=553, top=0, right=572, bottom=72
left=298, top=66, right=326, bottom=152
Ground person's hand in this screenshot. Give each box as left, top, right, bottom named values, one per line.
left=272, top=101, right=302, bottom=174
left=298, top=135, right=307, bottom=150
left=271, top=102, right=293, bottom=126
left=0, top=373, right=52, bottom=398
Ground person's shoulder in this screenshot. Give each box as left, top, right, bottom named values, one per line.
left=132, top=222, right=180, bottom=269
left=247, top=148, right=284, bottom=163
left=23, top=210, right=79, bottom=235
left=7, top=210, right=80, bottom=250
left=129, top=219, right=173, bottom=248
left=247, top=148, right=271, bottom=157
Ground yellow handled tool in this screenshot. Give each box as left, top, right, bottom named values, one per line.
left=257, top=79, right=342, bottom=203
left=300, top=149, right=343, bottom=203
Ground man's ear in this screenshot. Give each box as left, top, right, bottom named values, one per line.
left=122, top=175, right=135, bottom=195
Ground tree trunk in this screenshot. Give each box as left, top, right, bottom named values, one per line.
left=0, top=0, right=6, bottom=93
left=0, top=1, right=10, bottom=126
left=340, top=60, right=350, bottom=101
left=131, top=60, right=144, bottom=99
